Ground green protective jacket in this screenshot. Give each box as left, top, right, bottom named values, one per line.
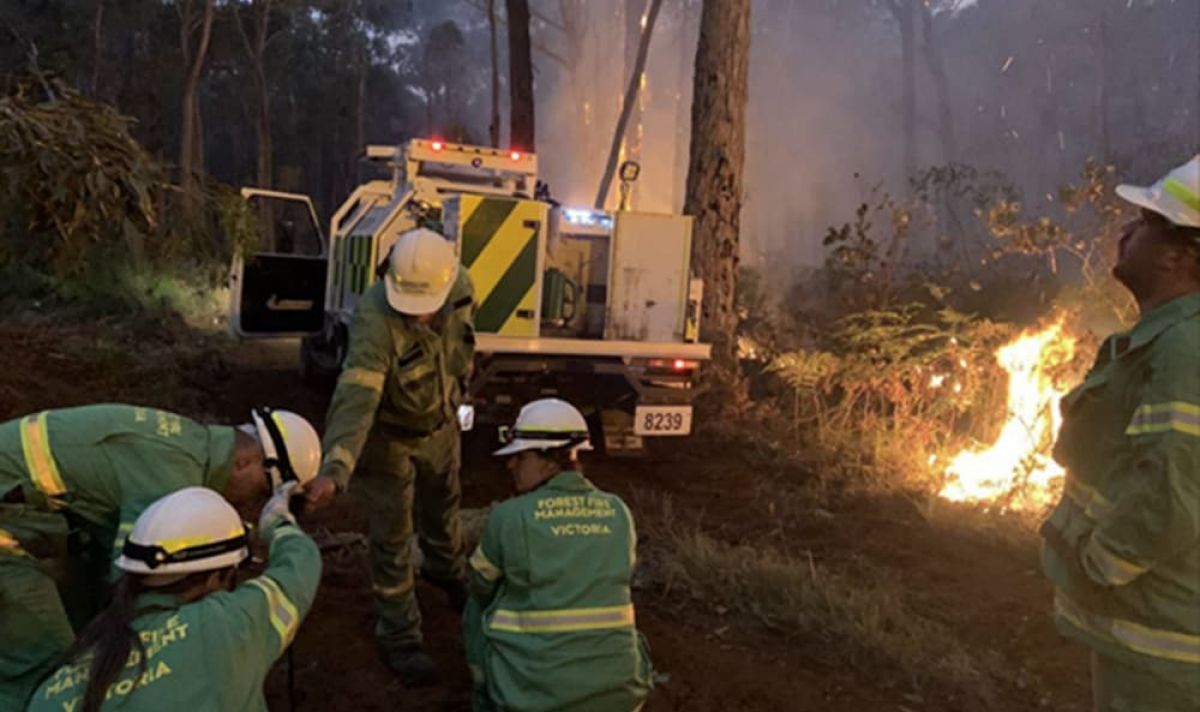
left=319, top=271, right=475, bottom=490
left=0, top=507, right=74, bottom=710
left=0, top=404, right=236, bottom=567
left=1042, top=292, right=1200, bottom=672
left=26, top=517, right=321, bottom=712
left=467, top=471, right=654, bottom=712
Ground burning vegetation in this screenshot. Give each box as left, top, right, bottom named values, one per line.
left=937, top=318, right=1079, bottom=512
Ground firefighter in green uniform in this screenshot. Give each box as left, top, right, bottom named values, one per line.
left=304, top=227, right=476, bottom=683
left=465, top=398, right=654, bottom=712
left=1042, top=155, right=1200, bottom=712
left=0, top=404, right=321, bottom=709
left=27, top=484, right=321, bottom=712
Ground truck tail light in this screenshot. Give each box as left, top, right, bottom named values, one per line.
left=647, top=359, right=699, bottom=373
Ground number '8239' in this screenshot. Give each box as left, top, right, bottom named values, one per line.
left=643, top=412, right=685, bottom=431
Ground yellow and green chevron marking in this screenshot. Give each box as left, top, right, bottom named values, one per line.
left=344, top=234, right=374, bottom=295
left=458, top=196, right=543, bottom=336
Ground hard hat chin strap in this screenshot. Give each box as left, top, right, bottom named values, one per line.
left=253, top=407, right=298, bottom=490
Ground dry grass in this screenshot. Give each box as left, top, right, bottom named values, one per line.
left=914, top=494, right=1045, bottom=554
left=638, top=496, right=1011, bottom=706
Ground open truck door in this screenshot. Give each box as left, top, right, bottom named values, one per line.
left=229, top=188, right=328, bottom=338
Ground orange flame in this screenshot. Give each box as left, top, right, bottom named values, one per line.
left=938, top=319, right=1077, bottom=511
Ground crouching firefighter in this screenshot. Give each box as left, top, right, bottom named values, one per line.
left=465, top=398, right=655, bottom=712
left=0, top=404, right=321, bottom=708
left=27, top=484, right=321, bottom=712
left=303, top=227, right=476, bottom=684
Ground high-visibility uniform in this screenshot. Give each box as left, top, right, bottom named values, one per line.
left=0, top=508, right=74, bottom=712
left=1042, top=292, right=1200, bottom=711
left=465, top=470, right=654, bottom=712
left=319, top=272, right=475, bottom=652
left=26, top=516, right=321, bottom=712
left=0, top=404, right=236, bottom=707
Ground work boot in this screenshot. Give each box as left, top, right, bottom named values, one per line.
left=423, top=572, right=469, bottom=614
left=384, top=644, right=437, bottom=687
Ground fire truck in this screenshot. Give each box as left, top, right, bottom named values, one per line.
left=228, top=139, right=710, bottom=452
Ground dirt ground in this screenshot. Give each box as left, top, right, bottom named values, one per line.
left=0, top=318, right=1091, bottom=711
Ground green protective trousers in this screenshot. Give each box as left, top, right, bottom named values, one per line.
left=353, top=421, right=465, bottom=651
left=1092, top=652, right=1200, bottom=712
left=0, top=504, right=74, bottom=710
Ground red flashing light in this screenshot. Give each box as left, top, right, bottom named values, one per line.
left=510, top=150, right=521, bottom=160
left=431, top=140, right=444, bottom=151
left=646, top=358, right=698, bottom=372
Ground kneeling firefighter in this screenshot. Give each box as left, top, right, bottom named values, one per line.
left=465, top=398, right=655, bottom=712
left=304, top=227, right=476, bottom=684
left=0, top=404, right=321, bottom=708
left=27, top=485, right=321, bottom=712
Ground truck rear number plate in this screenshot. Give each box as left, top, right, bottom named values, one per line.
left=634, top=406, right=693, bottom=436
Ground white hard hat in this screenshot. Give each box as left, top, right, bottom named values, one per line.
left=250, top=408, right=321, bottom=490
left=386, top=228, right=460, bottom=315
left=1116, top=155, right=1200, bottom=229
left=116, top=487, right=248, bottom=578
left=494, top=398, right=594, bottom=457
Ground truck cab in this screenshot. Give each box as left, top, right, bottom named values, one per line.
left=230, top=139, right=709, bottom=452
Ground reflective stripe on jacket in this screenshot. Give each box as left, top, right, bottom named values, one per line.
left=1042, top=292, right=1200, bottom=669
left=0, top=404, right=236, bottom=567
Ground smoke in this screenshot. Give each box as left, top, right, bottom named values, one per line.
left=416, top=0, right=1199, bottom=282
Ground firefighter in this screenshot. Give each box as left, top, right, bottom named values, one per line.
left=1041, top=155, right=1200, bottom=712
left=27, top=484, right=321, bottom=712
left=465, top=398, right=654, bottom=712
left=0, top=404, right=320, bottom=708
left=303, top=227, right=476, bottom=684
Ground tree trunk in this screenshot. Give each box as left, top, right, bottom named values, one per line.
left=1097, top=9, right=1112, bottom=164
left=920, top=4, right=956, bottom=164
left=595, top=0, right=663, bottom=209
left=684, top=0, right=751, bottom=389
left=505, top=0, right=535, bottom=150
left=356, top=53, right=367, bottom=183
left=236, top=0, right=275, bottom=188
left=488, top=0, right=501, bottom=147
left=671, top=2, right=696, bottom=213
left=179, top=0, right=215, bottom=211
left=622, top=0, right=646, bottom=206
left=91, top=0, right=104, bottom=97
left=889, top=0, right=918, bottom=183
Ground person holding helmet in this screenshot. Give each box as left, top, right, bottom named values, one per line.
left=27, top=484, right=321, bottom=712
left=0, top=404, right=320, bottom=708
left=464, top=398, right=654, bottom=712
left=305, top=227, right=476, bottom=683
left=1041, top=155, right=1200, bottom=711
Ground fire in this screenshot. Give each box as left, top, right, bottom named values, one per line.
left=938, top=319, right=1077, bottom=511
